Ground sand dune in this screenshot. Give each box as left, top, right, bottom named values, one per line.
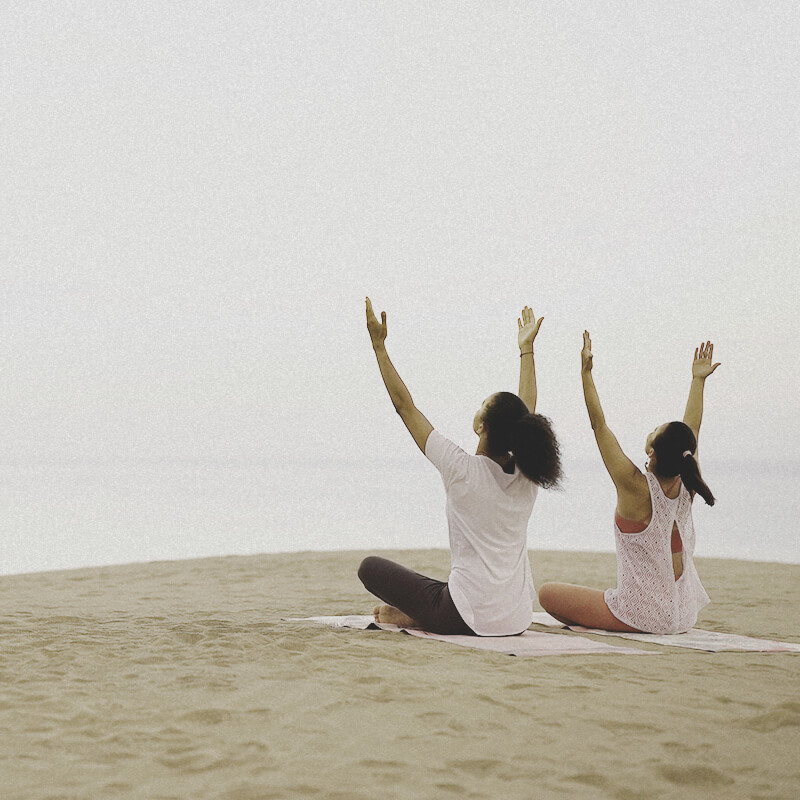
left=1, top=550, right=798, bottom=799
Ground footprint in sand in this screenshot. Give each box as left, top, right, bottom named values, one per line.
left=179, top=708, right=232, bottom=725
left=740, top=701, right=800, bottom=733
left=446, top=758, right=506, bottom=778
left=659, top=764, right=735, bottom=787
left=566, top=772, right=611, bottom=789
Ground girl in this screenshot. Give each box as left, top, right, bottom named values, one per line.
left=538, top=333, right=720, bottom=634
left=358, top=298, right=562, bottom=636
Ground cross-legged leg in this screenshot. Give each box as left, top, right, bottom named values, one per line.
left=538, top=582, right=642, bottom=632
left=357, top=555, right=475, bottom=635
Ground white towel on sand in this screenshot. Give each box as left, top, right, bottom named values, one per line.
left=529, top=612, right=800, bottom=653
left=287, top=615, right=655, bottom=657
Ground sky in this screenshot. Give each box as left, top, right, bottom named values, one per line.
left=2, top=3, right=799, bottom=570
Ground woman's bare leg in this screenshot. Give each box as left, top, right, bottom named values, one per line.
left=538, top=582, right=642, bottom=632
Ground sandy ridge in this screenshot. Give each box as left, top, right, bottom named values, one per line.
left=1, top=549, right=798, bottom=799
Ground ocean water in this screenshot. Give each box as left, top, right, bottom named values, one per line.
left=2, top=457, right=798, bottom=577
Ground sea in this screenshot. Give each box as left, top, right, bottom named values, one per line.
left=2, top=456, right=798, bottom=577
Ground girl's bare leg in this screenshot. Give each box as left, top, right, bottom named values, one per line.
left=538, top=582, right=642, bottom=632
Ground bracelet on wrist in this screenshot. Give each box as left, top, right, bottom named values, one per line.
left=520, top=350, right=533, bottom=357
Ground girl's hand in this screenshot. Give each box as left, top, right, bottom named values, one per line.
left=365, top=297, right=387, bottom=346
left=581, top=330, right=594, bottom=372
left=517, top=305, right=543, bottom=351
left=692, top=340, right=721, bottom=379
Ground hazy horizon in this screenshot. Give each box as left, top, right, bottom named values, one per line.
left=3, top=3, right=798, bottom=574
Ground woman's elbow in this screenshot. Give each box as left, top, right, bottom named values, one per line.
left=394, top=400, right=415, bottom=419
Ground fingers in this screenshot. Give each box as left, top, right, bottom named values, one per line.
left=366, top=297, right=387, bottom=336
left=365, top=296, right=385, bottom=316
left=696, top=340, right=715, bottom=360
left=581, top=330, right=593, bottom=369
left=518, top=306, right=540, bottom=335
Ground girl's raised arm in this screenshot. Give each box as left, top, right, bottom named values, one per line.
left=683, top=340, right=720, bottom=458
left=581, top=331, right=640, bottom=491
left=366, top=297, right=433, bottom=453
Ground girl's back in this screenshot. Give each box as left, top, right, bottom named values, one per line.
left=606, top=472, right=709, bottom=634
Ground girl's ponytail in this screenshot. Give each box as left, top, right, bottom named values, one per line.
left=652, top=421, right=715, bottom=506
left=679, top=451, right=715, bottom=507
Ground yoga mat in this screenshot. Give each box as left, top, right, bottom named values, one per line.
left=287, top=615, right=656, bottom=657
left=529, top=611, right=800, bottom=652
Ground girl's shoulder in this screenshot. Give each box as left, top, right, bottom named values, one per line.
left=615, top=469, right=652, bottom=522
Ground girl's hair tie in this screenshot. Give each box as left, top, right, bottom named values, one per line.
left=682, top=450, right=693, bottom=458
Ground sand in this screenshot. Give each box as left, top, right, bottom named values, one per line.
left=1, top=549, right=798, bottom=800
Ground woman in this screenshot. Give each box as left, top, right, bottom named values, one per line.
left=538, top=333, right=720, bottom=634
left=358, top=298, right=562, bottom=636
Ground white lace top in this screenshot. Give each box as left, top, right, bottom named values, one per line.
left=605, top=471, right=710, bottom=634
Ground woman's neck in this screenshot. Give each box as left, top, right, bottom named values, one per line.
left=475, top=435, right=512, bottom=466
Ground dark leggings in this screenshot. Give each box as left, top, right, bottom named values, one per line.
left=357, top=556, right=476, bottom=636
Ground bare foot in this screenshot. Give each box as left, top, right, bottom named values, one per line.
left=373, top=604, right=420, bottom=628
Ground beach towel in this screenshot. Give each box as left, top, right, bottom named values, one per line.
left=286, top=615, right=655, bottom=657
left=529, top=612, right=800, bottom=653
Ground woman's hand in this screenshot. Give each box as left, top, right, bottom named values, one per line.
left=366, top=297, right=387, bottom=347
left=517, top=305, right=543, bottom=352
left=581, top=330, right=594, bottom=372
left=365, top=297, right=434, bottom=453
left=692, top=340, right=721, bottom=380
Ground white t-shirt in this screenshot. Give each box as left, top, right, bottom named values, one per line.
left=425, top=430, right=538, bottom=636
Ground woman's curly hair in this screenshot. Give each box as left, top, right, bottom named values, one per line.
left=482, top=392, right=562, bottom=488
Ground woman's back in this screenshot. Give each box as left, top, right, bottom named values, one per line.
left=426, top=430, right=537, bottom=636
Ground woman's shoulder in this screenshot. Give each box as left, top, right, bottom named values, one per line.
left=426, top=429, right=466, bottom=456
left=425, top=430, right=470, bottom=481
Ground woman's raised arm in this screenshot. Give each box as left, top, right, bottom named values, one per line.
left=366, top=297, right=433, bottom=453
left=517, top=305, right=542, bottom=413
